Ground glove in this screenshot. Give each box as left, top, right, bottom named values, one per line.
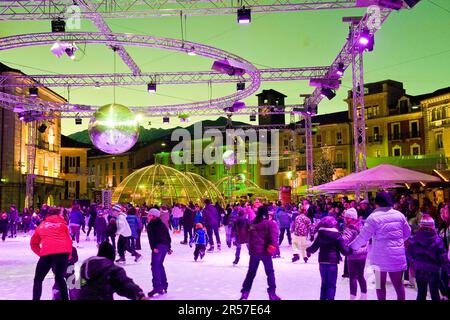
left=267, top=245, right=276, bottom=255
left=168, top=249, right=173, bottom=255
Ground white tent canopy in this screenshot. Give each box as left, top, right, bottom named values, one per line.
left=309, top=164, right=441, bottom=192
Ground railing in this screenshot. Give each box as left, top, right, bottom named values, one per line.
left=27, top=174, right=65, bottom=186
left=35, top=140, right=60, bottom=153
left=367, top=135, right=383, bottom=143
left=388, top=133, right=404, bottom=141
left=388, top=132, right=422, bottom=140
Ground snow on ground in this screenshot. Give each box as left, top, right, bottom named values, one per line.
left=0, top=228, right=419, bottom=300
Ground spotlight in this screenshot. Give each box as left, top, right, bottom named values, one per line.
left=336, top=63, right=345, bottom=76
left=237, top=7, right=251, bottom=24
left=38, top=123, right=47, bottom=133
left=309, top=78, right=340, bottom=89
left=65, top=46, right=76, bottom=60
left=320, top=88, right=336, bottom=100
left=29, top=87, right=38, bottom=97
left=75, top=118, right=82, bottom=125
left=163, top=116, right=170, bottom=123
left=237, top=82, right=245, bottom=91
left=187, top=47, right=196, bottom=56
left=147, top=82, right=157, bottom=93
left=377, top=0, right=403, bottom=10
left=18, top=112, right=26, bottom=121
left=249, top=113, right=256, bottom=122
left=224, top=101, right=246, bottom=113
left=51, top=19, right=66, bottom=32
left=211, top=59, right=245, bottom=76
left=358, top=28, right=374, bottom=52
left=50, top=41, right=78, bottom=59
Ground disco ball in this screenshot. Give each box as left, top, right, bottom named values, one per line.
left=223, top=149, right=236, bottom=166
left=88, top=103, right=139, bottom=154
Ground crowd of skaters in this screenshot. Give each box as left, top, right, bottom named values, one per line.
left=2, top=191, right=450, bottom=300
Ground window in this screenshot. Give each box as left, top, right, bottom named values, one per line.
left=399, top=100, right=408, bottom=113
left=373, top=126, right=380, bottom=141
left=410, top=121, right=419, bottom=138
left=375, top=150, right=381, bottom=158
left=120, top=176, right=123, bottom=183
left=284, top=139, right=289, bottom=147
left=391, top=123, right=400, bottom=140
left=120, top=162, right=124, bottom=169
left=105, top=163, right=109, bottom=173
left=112, top=176, right=117, bottom=187
left=336, top=131, right=342, bottom=144
left=336, top=152, right=343, bottom=164
left=392, top=145, right=402, bottom=157
left=210, top=166, right=216, bottom=175
left=316, top=135, right=322, bottom=147
left=436, top=133, right=443, bottom=150
left=112, top=162, right=116, bottom=171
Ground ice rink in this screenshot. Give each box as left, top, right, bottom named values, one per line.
left=0, top=228, right=419, bottom=300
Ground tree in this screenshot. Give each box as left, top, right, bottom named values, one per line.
left=313, top=150, right=335, bottom=186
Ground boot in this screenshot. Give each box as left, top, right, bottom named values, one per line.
left=303, top=257, right=308, bottom=263
left=292, top=254, right=300, bottom=263
left=180, top=241, right=187, bottom=245
left=359, top=293, right=367, bottom=300
left=268, top=291, right=281, bottom=300
left=350, top=294, right=357, bottom=300
left=239, top=292, right=249, bottom=300
left=115, top=257, right=126, bottom=263
left=217, top=243, right=221, bottom=251
left=134, top=253, right=143, bottom=262
left=147, top=289, right=164, bottom=298
left=233, top=257, right=239, bottom=265
left=207, top=246, right=214, bottom=252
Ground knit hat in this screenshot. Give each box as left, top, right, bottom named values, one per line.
left=195, top=223, right=203, bottom=229
left=344, top=208, right=358, bottom=220
left=112, top=204, right=123, bottom=212
left=419, top=214, right=435, bottom=229
left=147, top=208, right=160, bottom=218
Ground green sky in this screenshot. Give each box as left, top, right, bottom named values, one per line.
left=0, top=1, right=449, bottom=135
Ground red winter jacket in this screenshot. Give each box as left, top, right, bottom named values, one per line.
left=30, top=215, right=72, bottom=257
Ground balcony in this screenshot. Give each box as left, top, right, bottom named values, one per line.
left=429, top=118, right=450, bottom=129
left=405, top=131, right=422, bottom=139
left=388, top=132, right=422, bottom=141
left=367, top=135, right=383, bottom=143
left=26, top=174, right=65, bottom=187
left=388, top=133, right=404, bottom=141
left=35, top=140, right=60, bottom=153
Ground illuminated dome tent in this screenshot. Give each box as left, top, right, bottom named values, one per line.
left=112, top=164, right=223, bottom=206
left=215, top=174, right=259, bottom=195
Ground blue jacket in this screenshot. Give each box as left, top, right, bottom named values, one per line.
left=69, top=209, right=85, bottom=226
left=126, top=215, right=141, bottom=239
left=407, top=229, right=448, bottom=273
left=194, top=211, right=203, bottom=224
left=190, top=228, right=208, bottom=246
left=275, top=209, right=291, bottom=229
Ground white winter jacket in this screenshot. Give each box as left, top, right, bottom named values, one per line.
left=349, top=207, right=411, bottom=272
left=116, top=213, right=132, bottom=237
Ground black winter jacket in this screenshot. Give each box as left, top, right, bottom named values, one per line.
left=147, top=218, right=171, bottom=250
left=77, top=256, right=143, bottom=300
left=307, top=227, right=351, bottom=264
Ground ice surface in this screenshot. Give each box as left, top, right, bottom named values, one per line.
left=0, top=229, right=420, bottom=300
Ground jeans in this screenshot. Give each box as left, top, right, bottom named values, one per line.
left=96, top=232, right=107, bottom=245
left=415, top=269, right=441, bottom=300
left=69, top=224, right=81, bottom=243
left=9, top=222, right=17, bottom=237
left=172, top=218, right=180, bottom=231
left=319, top=264, right=338, bottom=300
left=206, top=224, right=221, bottom=247
left=118, top=235, right=138, bottom=259
left=225, top=225, right=233, bottom=247
left=235, top=242, right=249, bottom=259
left=348, top=259, right=367, bottom=295
left=33, top=253, right=70, bottom=300
left=279, top=227, right=291, bottom=245
left=183, top=226, right=193, bottom=243
left=151, top=244, right=169, bottom=290
left=23, top=222, right=30, bottom=234
left=108, top=235, right=116, bottom=251
left=241, top=255, right=276, bottom=294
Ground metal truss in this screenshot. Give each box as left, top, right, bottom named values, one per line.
left=74, top=0, right=141, bottom=75
left=0, top=31, right=261, bottom=112
left=0, top=1, right=370, bottom=20
left=25, top=121, right=36, bottom=208
left=304, top=114, right=313, bottom=190
left=0, top=67, right=328, bottom=87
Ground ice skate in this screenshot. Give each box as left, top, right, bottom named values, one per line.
left=180, top=241, right=187, bottom=245
left=350, top=294, right=357, bottom=300
left=148, top=289, right=165, bottom=298
left=268, top=292, right=281, bottom=300
left=292, top=254, right=300, bottom=262
left=217, top=243, right=221, bottom=251
left=207, top=246, right=214, bottom=252
left=233, top=257, right=239, bottom=265
left=360, top=293, right=367, bottom=300
left=239, top=292, right=249, bottom=300
left=115, top=257, right=126, bottom=264
left=200, top=250, right=205, bottom=259
left=134, top=253, right=143, bottom=262
left=303, top=257, right=308, bottom=263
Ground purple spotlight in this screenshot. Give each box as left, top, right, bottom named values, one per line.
left=336, top=63, right=344, bottom=76
left=237, top=8, right=251, bottom=24
left=147, top=82, right=156, bottom=93
left=358, top=29, right=374, bottom=51
left=359, top=36, right=370, bottom=46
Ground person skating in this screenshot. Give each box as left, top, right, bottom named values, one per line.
left=407, top=214, right=448, bottom=300
left=349, top=192, right=411, bottom=300
left=8, top=204, right=18, bottom=238
left=275, top=203, right=292, bottom=246
left=233, top=209, right=250, bottom=265
left=105, top=214, right=117, bottom=252
left=190, top=223, right=208, bottom=261
left=30, top=207, right=73, bottom=300
left=95, top=210, right=108, bottom=247
left=76, top=242, right=146, bottom=300
left=306, top=216, right=352, bottom=300
left=147, top=208, right=172, bottom=297
left=240, top=205, right=281, bottom=301
left=113, top=204, right=142, bottom=263
left=203, top=199, right=221, bottom=252
left=171, top=203, right=184, bottom=234
left=292, top=208, right=312, bottom=263
left=181, top=202, right=196, bottom=244
left=68, top=203, right=84, bottom=246
left=341, top=208, right=368, bottom=300
left=22, top=207, right=32, bottom=236
left=85, top=204, right=97, bottom=241
left=0, top=212, right=8, bottom=241
left=126, top=206, right=142, bottom=255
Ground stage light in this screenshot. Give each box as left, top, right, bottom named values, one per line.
left=163, top=116, right=170, bottom=123
left=75, top=118, right=82, bottom=125
left=403, top=0, right=421, bottom=8
left=309, top=78, right=340, bottom=89
left=336, top=63, right=345, bottom=76
left=237, top=7, right=251, bottom=24
left=51, top=19, right=66, bottom=32
left=38, top=123, right=47, bottom=133
left=147, top=82, right=157, bottom=93
left=237, top=82, right=245, bottom=91
left=51, top=41, right=78, bottom=59
left=187, top=47, right=196, bottom=56
left=29, top=87, right=38, bottom=97
left=18, top=112, right=26, bottom=121
left=320, top=88, right=336, bottom=100
left=65, top=46, right=76, bottom=60
left=358, top=28, right=374, bottom=52
left=211, top=59, right=245, bottom=76
left=249, top=112, right=256, bottom=122
left=377, top=0, right=403, bottom=10
left=224, top=101, right=246, bottom=113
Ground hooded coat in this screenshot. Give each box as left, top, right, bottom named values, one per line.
left=30, top=215, right=72, bottom=257
left=247, top=219, right=279, bottom=256
left=306, top=227, right=351, bottom=264
left=77, top=256, right=143, bottom=300
left=349, top=207, right=411, bottom=272
left=407, top=229, right=448, bottom=273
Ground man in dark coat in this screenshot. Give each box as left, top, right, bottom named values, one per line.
left=8, top=204, right=18, bottom=238
left=240, top=205, right=281, bottom=300
left=77, top=242, right=146, bottom=300
left=181, top=202, right=196, bottom=244
left=147, top=208, right=172, bottom=297
left=202, top=199, right=221, bottom=252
